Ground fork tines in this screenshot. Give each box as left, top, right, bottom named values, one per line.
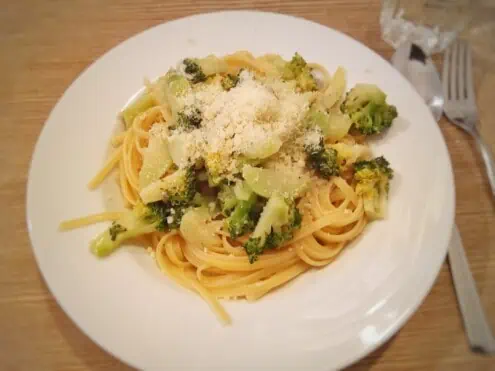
left=443, top=40, right=476, bottom=104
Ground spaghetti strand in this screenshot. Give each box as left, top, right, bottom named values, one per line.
left=60, top=52, right=393, bottom=324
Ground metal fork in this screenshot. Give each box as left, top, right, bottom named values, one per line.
left=443, top=40, right=495, bottom=354
left=443, top=40, right=495, bottom=196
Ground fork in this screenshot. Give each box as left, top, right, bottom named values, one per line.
left=443, top=40, right=495, bottom=196
left=443, top=40, right=495, bottom=354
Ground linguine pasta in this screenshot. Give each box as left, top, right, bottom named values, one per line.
left=60, top=51, right=397, bottom=324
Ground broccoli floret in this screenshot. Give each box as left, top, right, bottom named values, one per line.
left=176, top=108, right=202, bottom=131
left=164, top=166, right=197, bottom=204
left=144, top=166, right=198, bottom=230
left=140, top=166, right=198, bottom=205
left=282, top=53, right=307, bottom=80
left=205, top=153, right=261, bottom=187
left=341, top=84, right=398, bottom=135
left=243, top=194, right=302, bottom=263
left=147, top=199, right=190, bottom=230
left=265, top=204, right=302, bottom=249
left=305, top=138, right=340, bottom=179
left=243, top=237, right=265, bottom=263
left=145, top=201, right=170, bottom=230
left=297, top=69, right=318, bottom=92
left=219, top=182, right=259, bottom=238
left=225, top=193, right=258, bottom=238
left=205, top=152, right=229, bottom=186
left=90, top=203, right=159, bottom=257
left=92, top=167, right=199, bottom=257
left=217, top=185, right=238, bottom=216
left=282, top=53, right=318, bottom=92
left=221, top=74, right=239, bottom=91
left=354, top=156, right=393, bottom=220
left=183, top=58, right=207, bottom=84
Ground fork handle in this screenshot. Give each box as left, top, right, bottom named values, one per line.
left=448, top=226, right=495, bottom=354
left=473, top=127, right=495, bottom=197
left=449, top=227, right=495, bottom=354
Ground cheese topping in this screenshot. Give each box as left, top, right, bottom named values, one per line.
left=161, top=70, right=321, bottom=177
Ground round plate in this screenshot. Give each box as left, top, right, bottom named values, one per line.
left=27, top=11, right=454, bottom=370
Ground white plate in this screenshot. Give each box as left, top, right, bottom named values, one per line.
left=27, top=11, right=455, bottom=370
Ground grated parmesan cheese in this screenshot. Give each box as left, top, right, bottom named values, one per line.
left=303, top=127, right=323, bottom=147
left=170, top=70, right=315, bottom=174
left=149, top=123, right=168, bottom=138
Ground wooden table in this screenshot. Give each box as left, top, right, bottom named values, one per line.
left=1, top=1, right=494, bottom=370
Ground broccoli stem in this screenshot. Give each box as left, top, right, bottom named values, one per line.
left=90, top=222, right=156, bottom=257
left=243, top=195, right=302, bottom=263
left=226, top=193, right=257, bottom=238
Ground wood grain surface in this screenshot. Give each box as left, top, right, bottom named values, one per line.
left=1, top=0, right=494, bottom=370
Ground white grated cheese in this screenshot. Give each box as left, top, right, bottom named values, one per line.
left=149, top=123, right=168, bottom=138
left=172, top=70, right=314, bottom=173
left=303, top=127, right=323, bottom=147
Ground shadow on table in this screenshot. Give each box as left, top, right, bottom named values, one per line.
left=40, top=272, right=135, bottom=371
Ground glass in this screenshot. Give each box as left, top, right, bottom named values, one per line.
left=380, top=0, right=472, bottom=54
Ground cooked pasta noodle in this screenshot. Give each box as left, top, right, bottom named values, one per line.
left=61, top=51, right=398, bottom=324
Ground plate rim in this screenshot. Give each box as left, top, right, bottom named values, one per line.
left=26, top=10, right=456, bottom=370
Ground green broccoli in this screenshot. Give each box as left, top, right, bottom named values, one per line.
left=217, top=185, right=238, bottom=216
left=183, top=58, right=207, bottom=84
left=305, top=138, right=340, bottom=179
left=225, top=193, right=258, bottom=239
left=204, top=152, right=261, bottom=187
left=341, top=84, right=398, bottom=135
left=204, top=152, right=227, bottom=186
left=282, top=53, right=307, bottom=80
left=264, top=204, right=302, bottom=249
left=92, top=166, right=200, bottom=257
left=243, top=194, right=302, bottom=263
left=282, top=53, right=318, bottom=92
left=139, top=165, right=198, bottom=204
left=164, top=166, right=197, bottom=204
left=297, top=69, right=318, bottom=92
left=140, top=166, right=198, bottom=229
left=90, top=203, right=160, bottom=257
left=221, top=74, right=239, bottom=91
left=354, top=156, right=393, bottom=220
left=176, top=108, right=202, bottom=131
left=108, top=223, right=127, bottom=241
left=145, top=201, right=170, bottom=230
left=146, top=199, right=190, bottom=231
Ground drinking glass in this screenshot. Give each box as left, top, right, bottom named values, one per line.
left=380, top=0, right=472, bottom=54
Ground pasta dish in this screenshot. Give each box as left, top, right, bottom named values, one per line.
left=60, top=51, right=398, bottom=324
